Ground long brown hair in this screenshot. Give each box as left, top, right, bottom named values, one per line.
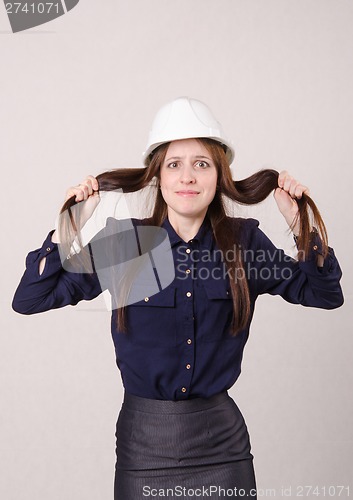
left=58, top=138, right=328, bottom=336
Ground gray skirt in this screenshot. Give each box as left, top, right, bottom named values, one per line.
left=114, top=390, right=257, bottom=499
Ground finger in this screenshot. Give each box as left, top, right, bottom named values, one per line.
left=294, top=184, right=310, bottom=199
left=65, top=186, right=87, bottom=202
left=86, top=175, right=99, bottom=191
left=83, top=180, right=94, bottom=197
left=65, top=186, right=80, bottom=202
left=283, top=175, right=295, bottom=193
left=75, top=187, right=86, bottom=202
left=82, top=176, right=100, bottom=197
left=82, top=178, right=96, bottom=196
left=288, top=180, right=301, bottom=198
left=274, top=186, right=288, bottom=197
left=274, top=186, right=292, bottom=203
left=78, top=183, right=90, bottom=199
left=277, top=170, right=288, bottom=188
left=65, top=175, right=99, bottom=203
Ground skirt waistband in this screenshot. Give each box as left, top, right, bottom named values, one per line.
left=122, top=390, right=230, bottom=414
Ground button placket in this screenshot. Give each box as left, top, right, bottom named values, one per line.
left=177, top=242, right=196, bottom=398
left=181, top=243, right=195, bottom=323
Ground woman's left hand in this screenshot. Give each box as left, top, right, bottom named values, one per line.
left=273, top=170, right=310, bottom=234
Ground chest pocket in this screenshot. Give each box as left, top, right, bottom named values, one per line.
left=126, top=285, right=177, bottom=348
left=199, top=280, right=234, bottom=342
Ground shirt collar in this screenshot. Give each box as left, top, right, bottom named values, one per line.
left=161, top=214, right=213, bottom=250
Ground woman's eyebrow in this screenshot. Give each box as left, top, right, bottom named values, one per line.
left=164, top=155, right=212, bottom=162
left=165, top=156, right=182, bottom=162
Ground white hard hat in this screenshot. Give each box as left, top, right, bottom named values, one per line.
left=142, top=96, right=235, bottom=166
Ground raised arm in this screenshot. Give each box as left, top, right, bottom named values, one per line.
left=244, top=218, right=344, bottom=309
left=12, top=175, right=103, bottom=315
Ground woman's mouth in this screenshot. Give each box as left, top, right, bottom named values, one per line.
left=176, top=190, right=200, bottom=196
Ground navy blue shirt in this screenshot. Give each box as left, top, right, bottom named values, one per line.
left=12, top=215, right=344, bottom=401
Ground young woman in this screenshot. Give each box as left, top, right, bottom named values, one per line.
left=12, top=97, right=344, bottom=499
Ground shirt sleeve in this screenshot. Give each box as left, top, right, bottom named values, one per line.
left=12, top=229, right=103, bottom=315
left=244, top=218, right=344, bottom=309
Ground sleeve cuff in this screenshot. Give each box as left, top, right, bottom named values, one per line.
left=300, top=228, right=337, bottom=277
left=41, top=229, right=58, bottom=254
left=25, top=229, right=59, bottom=267
left=295, top=228, right=337, bottom=276
left=293, top=227, right=323, bottom=257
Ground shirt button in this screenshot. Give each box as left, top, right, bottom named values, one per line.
left=186, top=269, right=191, bottom=274
left=46, top=247, right=51, bottom=252
left=186, top=364, right=191, bottom=369
left=187, top=339, right=192, bottom=344
left=144, top=297, right=149, bottom=302
left=181, top=387, right=187, bottom=393
left=313, top=245, right=318, bottom=250
left=186, top=291, right=192, bottom=297
left=185, top=248, right=191, bottom=254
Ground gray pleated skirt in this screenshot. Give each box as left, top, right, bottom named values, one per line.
left=114, top=390, right=257, bottom=499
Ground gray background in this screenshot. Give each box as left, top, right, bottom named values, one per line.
left=1, top=0, right=352, bottom=498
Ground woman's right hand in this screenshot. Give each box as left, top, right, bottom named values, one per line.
left=65, top=174, right=100, bottom=203
left=51, top=175, right=101, bottom=244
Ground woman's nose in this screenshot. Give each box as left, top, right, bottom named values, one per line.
left=180, top=165, right=196, bottom=183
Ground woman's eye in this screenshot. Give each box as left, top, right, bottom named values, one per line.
left=167, top=162, right=178, bottom=168
left=196, top=161, right=209, bottom=168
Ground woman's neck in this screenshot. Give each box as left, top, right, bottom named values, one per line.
left=167, top=210, right=207, bottom=243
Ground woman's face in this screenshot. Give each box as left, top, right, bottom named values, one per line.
left=159, top=138, right=218, bottom=220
